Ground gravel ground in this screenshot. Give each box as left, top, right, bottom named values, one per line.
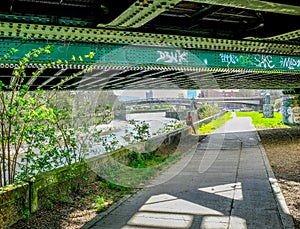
left=10, top=129, right=300, bottom=229
left=258, top=128, right=300, bottom=229
left=10, top=180, right=134, bottom=229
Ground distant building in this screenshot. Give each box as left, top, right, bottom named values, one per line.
left=198, top=90, right=208, bottom=98
left=146, top=90, right=153, bottom=99
left=178, top=93, right=184, bottom=98
left=187, top=90, right=197, bottom=99
left=199, top=90, right=238, bottom=97
left=118, top=95, right=139, bottom=101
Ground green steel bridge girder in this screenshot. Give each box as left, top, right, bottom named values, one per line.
left=1, top=37, right=300, bottom=74
left=1, top=21, right=300, bottom=56
left=107, top=0, right=300, bottom=28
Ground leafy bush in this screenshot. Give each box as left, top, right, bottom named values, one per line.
left=128, top=151, right=147, bottom=168
left=155, top=119, right=185, bottom=135
left=198, top=104, right=221, bottom=120
left=95, top=196, right=112, bottom=212
left=123, top=120, right=151, bottom=144
left=0, top=46, right=95, bottom=186
left=127, top=150, right=166, bottom=168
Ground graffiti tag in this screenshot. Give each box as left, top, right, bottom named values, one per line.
left=219, top=53, right=277, bottom=69
left=293, top=107, right=300, bottom=124
left=156, top=50, right=188, bottom=64
left=254, top=55, right=275, bottom=69
left=280, top=57, right=300, bottom=70
left=219, top=53, right=239, bottom=66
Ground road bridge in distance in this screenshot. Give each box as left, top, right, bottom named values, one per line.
left=122, top=98, right=194, bottom=107
left=196, top=96, right=265, bottom=108
left=122, top=96, right=265, bottom=109
left=116, top=96, right=265, bottom=120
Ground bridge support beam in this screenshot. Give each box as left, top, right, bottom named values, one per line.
left=263, top=93, right=274, bottom=118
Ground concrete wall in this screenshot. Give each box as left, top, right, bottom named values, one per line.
left=194, top=111, right=227, bottom=130
left=0, top=182, right=30, bottom=228
left=0, top=162, right=94, bottom=228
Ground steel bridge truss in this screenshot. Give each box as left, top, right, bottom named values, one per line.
left=0, top=37, right=300, bottom=90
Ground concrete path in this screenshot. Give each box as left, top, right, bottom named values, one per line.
left=83, top=115, right=295, bottom=229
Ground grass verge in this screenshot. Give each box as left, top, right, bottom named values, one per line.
left=198, top=112, right=232, bottom=134
left=99, top=149, right=182, bottom=188
left=235, top=111, right=289, bottom=129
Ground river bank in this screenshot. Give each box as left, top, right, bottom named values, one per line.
left=10, top=127, right=300, bottom=229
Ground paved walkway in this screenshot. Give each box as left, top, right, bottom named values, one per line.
left=83, top=115, right=295, bottom=229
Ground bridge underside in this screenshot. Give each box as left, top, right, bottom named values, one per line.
left=1, top=66, right=299, bottom=90
left=1, top=0, right=300, bottom=90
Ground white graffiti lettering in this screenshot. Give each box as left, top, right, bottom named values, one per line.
left=293, top=107, right=300, bottom=113
left=293, top=107, right=300, bottom=123
left=219, top=53, right=239, bottom=66
left=254, top=55, right=275, bottom=69
left=156, top=50, right=188, bottom=64
left=294, top=117, right=300, bottom=123
left=280, top=57, right=300, bottom=70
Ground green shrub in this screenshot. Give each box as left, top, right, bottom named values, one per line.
left=95, top=196, right=110, bottom=212
left=198, top=104, right=221, bottom=120
left=127, top=150, right=167, bottom=168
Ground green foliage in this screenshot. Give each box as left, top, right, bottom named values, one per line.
left=94, top=103, right=114, bottom=124
left=19, top=208, right=31, bottom=219
left=99, top=133, right=119, bottom=152
left=69, top=91, right=117, bottom=157
left=127, top=150, right=166, bottom=168
left=93, top=181, right=132, bottom=212
left=0, top=46, right=95, bottom=186
left=99, top=180, right=131, bottom=192
left=94, top=195, right=112, bottom=212
left=123, top=120, right=151, bottom=144
left=46, top=200, right=54, bottom=209
left=98, top=147, right=182, bottom=188
left=198, top=112, right=232, bottom=133
left=198, top=104, right=221, bottom=120
left=128, top=151, right=147, bottom=168
left=95, top=196, right=106, bottom=212
left=235, top=111, right=288, bottom=129
left=155, top=119, right=185, bottom=135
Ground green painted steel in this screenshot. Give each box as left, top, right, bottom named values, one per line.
left=189, top=0, right=300, bottom=16
left=1, top=21, right=300, bottom=56
left=1, top=38, right=300, bottom=73
left=107, top=0, right=181, bottom=28
left=107, top=0, right=300, bottom=28
left=0, top=14, right=90, bottom=26
left=0, top=39, right=97, bottom=65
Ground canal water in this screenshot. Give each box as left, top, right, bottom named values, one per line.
left=86, top=112, right=180, bottom=157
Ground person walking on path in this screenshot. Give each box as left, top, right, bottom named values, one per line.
left=186, top=111, right=196, bottom=134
